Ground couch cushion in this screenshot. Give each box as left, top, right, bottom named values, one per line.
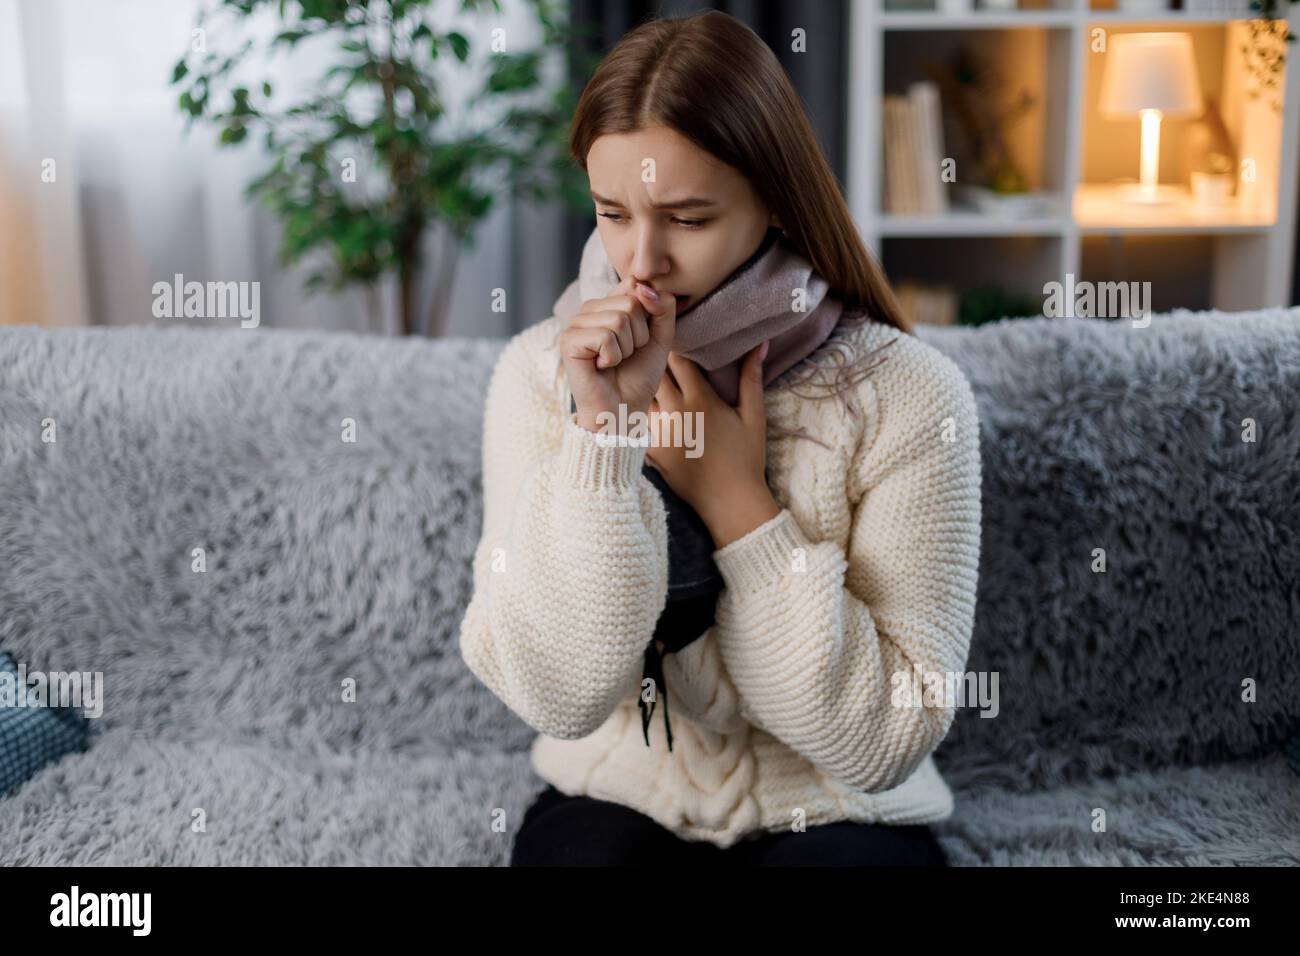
left=934, top=753, right=1300, bottom=866
left=3, top=725, right=1292, bottom=866
left=0, top=726, right=535, bottom=865
left=916, top=309, right=1300, bottom=791
left=0, top=326, right=526, bottom=757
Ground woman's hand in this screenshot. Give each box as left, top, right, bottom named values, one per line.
left=560, top=272, right=677, bottom=434
left=646, top=341, right=781, bottom=549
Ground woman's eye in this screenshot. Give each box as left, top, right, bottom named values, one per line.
left=597, top=211, right=708, bottom=230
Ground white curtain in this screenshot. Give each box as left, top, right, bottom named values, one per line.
left=0, top=0, right=565, bottom=338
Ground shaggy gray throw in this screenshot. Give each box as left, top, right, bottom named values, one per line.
left=0, top=307, right=1297, bottom=865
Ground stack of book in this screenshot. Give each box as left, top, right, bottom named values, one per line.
left=894, top=280, right=959, bottom=326
left=882, top=82, right=949, bottom=216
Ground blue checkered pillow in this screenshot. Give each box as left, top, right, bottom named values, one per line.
left=0, top=650, right=92, bottom=796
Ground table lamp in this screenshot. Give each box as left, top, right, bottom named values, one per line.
left=1098, top=32, right=1204, bottom=205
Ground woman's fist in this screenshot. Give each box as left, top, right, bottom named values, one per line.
left=560, top=272, right=677, bottom=434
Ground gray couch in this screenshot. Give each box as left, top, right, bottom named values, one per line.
left=1, top=307, right=1297, bottom=865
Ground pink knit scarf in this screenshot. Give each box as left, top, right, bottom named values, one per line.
left=551, top=225, right=845, bottom=406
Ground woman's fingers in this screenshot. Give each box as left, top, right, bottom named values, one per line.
left=572, top=303, right=651, bottom=360
left=569, top=311, right=638, bottom=366
left=630, top=310, right=650, bottom=349
left=608, top=293, right=651, bottom=349
left=564, top=325, right=623, bottom=369
left=574, top=283, right=660, bottom=359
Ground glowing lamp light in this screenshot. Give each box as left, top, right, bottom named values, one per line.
left=1099, top=32, right=1204, bottom=205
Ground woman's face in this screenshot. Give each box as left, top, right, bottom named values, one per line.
left=586, top=125, right=778, bottom=315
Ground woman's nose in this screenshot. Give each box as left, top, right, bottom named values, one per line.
left=630, top=229, right=669, bottom=281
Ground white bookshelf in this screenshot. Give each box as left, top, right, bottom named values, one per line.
left=848, top=0, right=1300, bottom=315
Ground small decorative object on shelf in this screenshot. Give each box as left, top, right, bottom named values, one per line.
left=1099, top=32, right=1204, bottom=205
left=1184, top=93, right=1237, bottom=206
left=977, top=0, right=1018, bottom=10
left=1190, top=160, right=1237, bottom=206
left=923, top=45, right=1036, bottom=196
left=953, top=184, right=1064, bottom=218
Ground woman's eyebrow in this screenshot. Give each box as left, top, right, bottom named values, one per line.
left=589, top=190, right=717, bottom=210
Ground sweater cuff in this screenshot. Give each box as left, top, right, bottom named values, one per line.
left=559, top=412, right=650, bottom=492
left=712, top=507, right=807, bottom=595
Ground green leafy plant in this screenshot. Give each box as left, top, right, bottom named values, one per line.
left=957, top=285, right=1042, bottom=327
left=171, top=0, right=599, bottom=335
left=1245, top=1, right=1299, bottom=115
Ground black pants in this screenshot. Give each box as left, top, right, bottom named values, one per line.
left=510, top=785, right=948, bottom=867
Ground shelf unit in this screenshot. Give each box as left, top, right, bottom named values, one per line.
left=848, top=0, right=1300, bottom=315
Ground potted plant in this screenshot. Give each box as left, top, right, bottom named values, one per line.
left=171, top=0, right=597, bottom=336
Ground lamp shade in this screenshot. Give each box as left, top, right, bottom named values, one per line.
left=1099, top=32, right=1204, bottom=119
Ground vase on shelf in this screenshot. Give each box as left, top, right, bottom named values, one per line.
left=1185, top=94, right=1238, bottom=207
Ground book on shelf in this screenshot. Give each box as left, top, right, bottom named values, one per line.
left=894, top=280, right=959, bottom=327
left=882, top=81, right=950, bottom=216
left=883, top=97, right=901, bottom=213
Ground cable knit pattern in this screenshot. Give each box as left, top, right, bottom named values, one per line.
left=458, top=312, right=983, bottom=849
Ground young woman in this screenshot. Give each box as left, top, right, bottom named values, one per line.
left=458, top=10, right=982, bottom=866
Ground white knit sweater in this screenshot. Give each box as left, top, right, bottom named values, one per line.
left=458, top=313, right=983, bottom=849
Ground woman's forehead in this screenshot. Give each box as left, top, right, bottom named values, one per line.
left=586, top=127, right=765, bottom=214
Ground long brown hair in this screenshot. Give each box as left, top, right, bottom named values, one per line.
left=563, top=9, right=911, bottom=424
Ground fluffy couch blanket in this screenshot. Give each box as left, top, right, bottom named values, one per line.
left=0, top=306, right=1297, bottom=865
